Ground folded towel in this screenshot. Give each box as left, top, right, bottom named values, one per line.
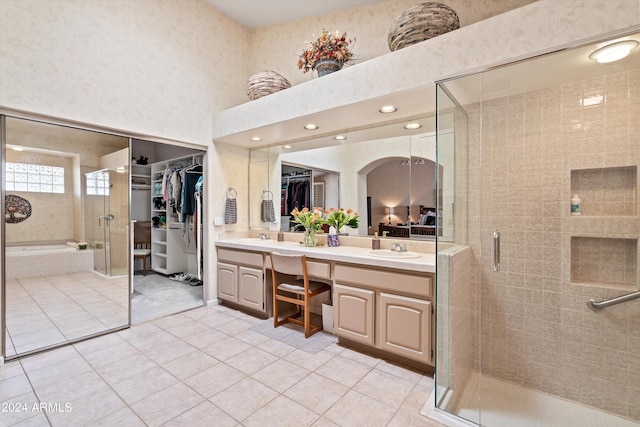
left=261, top=199, right=276, bottom=223
left=224, top=197, right=237, bottom=224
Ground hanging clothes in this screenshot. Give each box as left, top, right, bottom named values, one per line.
left=181, top=165, right=202, bottom=222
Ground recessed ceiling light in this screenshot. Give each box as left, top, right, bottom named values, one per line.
left=589, top=40, right=639, bottom=63
left=379, top=105, right=397, bottom=114
left=116, top=166, right=126, bottom=173
left=404, top=123, right=422, bottom=130
left=334, top=135, right=347, bottom=141
left=11, top=145, right=24, bottom=151
left=304, top=124, right=318, bottom=130
left=283, top=144, right=292, bottom=149
left=250, top=136, right=262, bottom=142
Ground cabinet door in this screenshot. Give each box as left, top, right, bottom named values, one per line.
left=238, top=266, right=264, bottom=312
left=217, top=262, right=238, bottom=302
left=334, top=284, right=375, bottom=346
left=379, top=292, right=431, bottom=363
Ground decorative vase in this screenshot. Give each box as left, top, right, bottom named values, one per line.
left=315, top=59, right=343, bottom=77
left=303, top=229, right=318, bottom=247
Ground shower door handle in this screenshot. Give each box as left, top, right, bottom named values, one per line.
left=493, top=230, right=501, bottom=272
left=98, top=214, right=115, bottom=227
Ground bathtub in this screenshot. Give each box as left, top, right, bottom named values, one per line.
left=5, top=244, right=94, bottom=279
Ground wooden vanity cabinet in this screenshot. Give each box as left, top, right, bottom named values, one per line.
left=334, top=264, right=433, bottom=365
left=217, top=249, right=267, bottom=313
left=333, top=284, right=375, bottom=346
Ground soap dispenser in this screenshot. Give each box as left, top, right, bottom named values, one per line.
left=571, top=194, right=581, bottom=216
left=277, top=228, right=284, bottom=242
left=372, top=232, right=380, bottom=250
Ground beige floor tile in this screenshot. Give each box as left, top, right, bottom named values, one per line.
left=9, top=412, right=50, bottom=427
left=111, top=365, right=178, bottom=404
left=400, top=383, right=434, bottom=414
left=81, top=341, right=143, bottom=369
left=0, top=373, right=33, bottom=401
left=116, top=322, right=162, bottom=342
left=284, top=348, right=336, bottom=371
left=375, top=359, right=428, bottom=384
left=183, top=362, right=246, bottom=398
left=251, top=358, right=311, bottom=393
left=315, top=355, right=372, bottom=387
left=182, top=328, right=230, bottom=349
left=35, top=370, right=112, bottom=404
left=19, top=345, right=79, bottom=373
left=337, top=346, right=381, bottom=367
left=257, top=338, right=297, bottom=358
left=214, top=318, right=255, bottom=335
left=312, top=417, right=341, bottom=426
left=225, top=347, right=279, bottom=375
left=353, top=368, right=415, bottom=408
left=164, top=321, right=213, bottom=339
left=0, top=360, right=25, bottom=381
left=324, top=390, right=395, bottom=427
left=93, top=353, right=158, bottom=385
left=130, top=382, right=204, bottom=427
left=26, top=355, right=94, bottom=390
left=47, top=388, right=127, bottom=427
left=127, top=330, right=179, bottom=352
left=151, top=312, right=195, bottom=329
left=387, top=409, right=441, bottom=427
left=235, top=329, right=272, bottom=345
left=162, top=349, right=219, bottom=380
left=143, top=339, right=199, bottom=365
left=72, top=333, right=126, bottom=356
left=202, top=336, right=252, bottom=361
left=243, top=395, right=319, bottom=427
left=87, top=407, right=146, bottom=427
left=0, top=391, right=40, bottom=425
left=164, top=401, right=237, bottom=427
left=284, top=372, right=349, bottom=414
left=210, top=377, right=278, bottom=421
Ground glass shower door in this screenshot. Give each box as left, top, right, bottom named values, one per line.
left=85, top=169, right=129, bottom=276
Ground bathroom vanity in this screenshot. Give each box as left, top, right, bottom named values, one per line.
left=215, top=236, right=435, bottom=366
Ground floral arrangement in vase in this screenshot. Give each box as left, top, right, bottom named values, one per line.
left=297, top=29, right=355, bottom=75
left=324, top=208, right=359, bottom=234
left=291, top=207, right=326, bottom=246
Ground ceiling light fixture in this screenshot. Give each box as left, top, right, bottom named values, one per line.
left=379, top=105, right=397, bottom=114
left=304, top=123, right=318, bottom=130
left=283, top=144, right=292, bottom=149
left=589, top=40, right=639, bottom=63
left=11, top=145, right=24, bottom=151
left=404, top=123, right=422, bottom=130
left=250, top=136, right=262, bottom=142
left=334, top=135, right=347, bottom=141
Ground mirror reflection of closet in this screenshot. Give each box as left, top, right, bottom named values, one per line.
left=280, top=164, right=339, bottom=232
left=2, top=115, right=130, bottom=359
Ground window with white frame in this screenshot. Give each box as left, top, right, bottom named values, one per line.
left=5, top=162, right=65, bottom=193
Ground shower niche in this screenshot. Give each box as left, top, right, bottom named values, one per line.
left=569, top=166, right=638, bottom=290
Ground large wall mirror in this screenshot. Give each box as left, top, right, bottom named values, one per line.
left=2, top=115, right=130, bottom=359
left=249, top=113, right=456, bottom=241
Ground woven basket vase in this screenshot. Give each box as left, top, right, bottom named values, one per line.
left=246, top=70, right=291, bottom=101
left=388, top=2, right=460, bottom=52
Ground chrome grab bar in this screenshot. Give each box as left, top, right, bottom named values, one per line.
left=587, top=290, right=640, bottom=311
left=493, top=230, right=500, bottom=272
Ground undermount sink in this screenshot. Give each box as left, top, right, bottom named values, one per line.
left=368, top=250, right=422, bottom=259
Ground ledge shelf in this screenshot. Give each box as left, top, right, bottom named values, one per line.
left=570, top=236, right=638, bottom=291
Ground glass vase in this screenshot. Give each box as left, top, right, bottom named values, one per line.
left=303, top=229, right=318, bottom=247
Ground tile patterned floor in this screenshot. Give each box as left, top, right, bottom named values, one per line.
left=1, top=304, right=444, bottom=426
left=5, top=272, right=128, bottom=357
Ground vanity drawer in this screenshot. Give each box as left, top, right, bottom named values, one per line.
left=265, top=255, right=331, bottom=280
left=334, top=264, right=432, bottom=298
left=218, top=248, right=263, bottom=268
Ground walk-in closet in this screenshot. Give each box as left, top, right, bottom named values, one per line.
left=131, top=139, right=206, bottom=324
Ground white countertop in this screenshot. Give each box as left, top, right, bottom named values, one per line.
left=215, top=238, right=435, bottom=273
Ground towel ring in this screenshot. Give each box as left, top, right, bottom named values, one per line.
left=226, top=187, right=237, bottom=199
left=262, top=190, right=273, bottom=201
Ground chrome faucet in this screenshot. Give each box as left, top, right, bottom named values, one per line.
left=258, top=233, right=270, bottom=240
left=390, top=242, right=407, bottom=252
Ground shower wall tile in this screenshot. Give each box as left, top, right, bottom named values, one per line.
left=468, top=67, right=640, bottom=421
